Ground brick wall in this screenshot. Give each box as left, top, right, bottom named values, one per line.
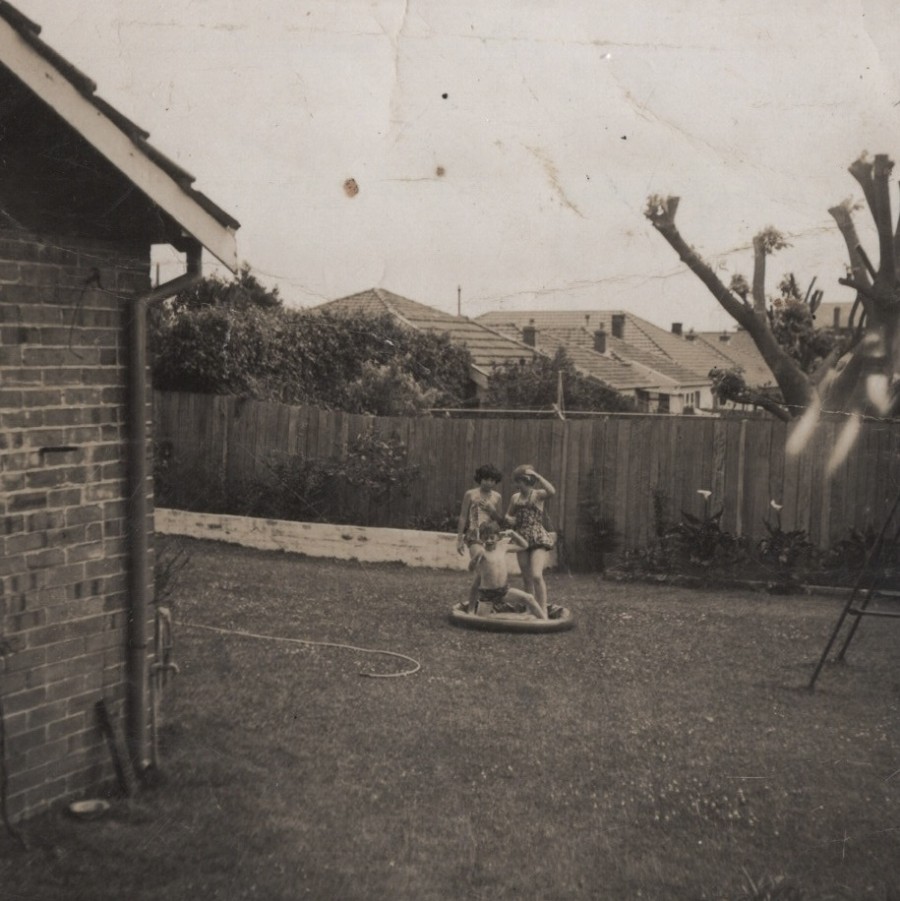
left=0, top=227, right=152, bottom=821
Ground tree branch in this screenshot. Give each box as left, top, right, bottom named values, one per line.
left=645, top=196, right=755, bottom=327
left=752, top=234, right=767, bottom=313
left=733, top=389, right=793, bottom=422
left=829, top=203, right=872, bottom=293
left=849, top=155, right=879, bottom=234
left=838, top=276, right=878, bottom=305
left=893, top=181, right=900, bottom=281
left=872, top=154, right=896, bottom=283
left=646, top=197, right=815, bottom=415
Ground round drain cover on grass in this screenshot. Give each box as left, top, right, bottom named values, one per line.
left=67, top=799, right=110, bottom=820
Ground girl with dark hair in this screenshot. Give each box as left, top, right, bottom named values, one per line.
left=456, top=463, right=503, bottom=610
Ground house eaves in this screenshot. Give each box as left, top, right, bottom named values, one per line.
left=0, top=2, right=239, bottom=269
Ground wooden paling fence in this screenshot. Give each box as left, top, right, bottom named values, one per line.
left=152, top=392, right=900, bottom=570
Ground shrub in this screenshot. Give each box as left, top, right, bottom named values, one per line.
left=756, top=506, right=815, bottom=570
left=150, top=296, right=473, bottom=414
left=155, top=429, right=420, bottom=528
left=822, top=525, right=879, bottom=571
left=617, top=489, right=748, bottom=581
left=338, top=430, right=419, bottom=500
left=665, top=494, right=743, bottom=570
left=485, top=348, right=635, bottom=412
left=255, top=453, right=340, bottom=522
left=579, top=499, right=620, bottom=572
left=408, top=508, right=459, bottom=533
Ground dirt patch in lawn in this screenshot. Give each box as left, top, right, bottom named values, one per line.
left=3, top=537, right=899, bottom=900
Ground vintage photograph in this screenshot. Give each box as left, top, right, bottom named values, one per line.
left=1, top=1, right=899, bottom=898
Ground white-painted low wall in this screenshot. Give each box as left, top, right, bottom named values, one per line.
left=156, top=508, right=558, bottom=573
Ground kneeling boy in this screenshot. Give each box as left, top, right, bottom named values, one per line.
left=468, top=522, right=546, bottom=619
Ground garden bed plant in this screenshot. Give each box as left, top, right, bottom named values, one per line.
left=606, top=490, right=900, bottom=595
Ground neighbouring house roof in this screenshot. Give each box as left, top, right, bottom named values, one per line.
left=695, top=330, right=778, bottom=388
left=0, top=1, right=238, bottom=268
left=478, top=310, right=730, bottom=391
left=485, top=321, right=678, bottom=392
left=316, top=288, right=542, bottom=380
left=554, top=326, right=707, bottom=387
left=543, top=338, right=681, bottom=393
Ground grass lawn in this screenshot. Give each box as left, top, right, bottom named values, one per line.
left=3, top=537, right=899, bottom=900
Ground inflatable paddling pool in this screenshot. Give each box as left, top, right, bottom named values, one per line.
left=449, top=602, right=575, bottom=633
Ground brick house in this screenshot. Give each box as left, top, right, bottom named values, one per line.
left=0, top=2, right=238, bottom=821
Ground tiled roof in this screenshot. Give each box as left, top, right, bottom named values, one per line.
left=540, top=333, right=679, bottom=391
left=486, top=322, right=676, bottom=391
left=564, top=328, right=706, bottom=386
left=0, top=2, right=240, bottom=234
left=478, top=310, right=725, bottom=387
left=696, top=330, right=777, bottom=388
left=316, top=289, right=541, bottom=372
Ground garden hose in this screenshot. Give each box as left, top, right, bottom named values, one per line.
left=182, top=621, right=421, bottom=678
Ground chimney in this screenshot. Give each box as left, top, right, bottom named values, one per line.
left=611, top=313, right=625, bottom=339
left=522, top=319, right=536, bottom=347
left=685, top=328, right=696, bottom=342
left=593, top=328, right=607, bottom=354
left=671, top=322, right=682, bottom=336
left=719, top=331, right=730, bottom=343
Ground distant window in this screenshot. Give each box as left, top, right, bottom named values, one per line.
left=636, top=389, right=650, bottom=412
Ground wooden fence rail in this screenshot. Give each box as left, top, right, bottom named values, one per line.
left=153, top=392, right=900, bottom=570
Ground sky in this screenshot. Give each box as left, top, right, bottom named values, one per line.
left=13, top=0, right=900, bottom=331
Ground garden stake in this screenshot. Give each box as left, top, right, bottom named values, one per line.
left=95, top=699, right=131, bottom=796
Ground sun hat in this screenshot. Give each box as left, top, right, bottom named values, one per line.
left=512, top=464, right=534, bottom=482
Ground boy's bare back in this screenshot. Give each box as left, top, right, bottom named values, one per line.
left=474, top=539, right=513, bottom=589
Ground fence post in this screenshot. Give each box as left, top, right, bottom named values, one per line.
left=734, top=419, right=747, bottom=537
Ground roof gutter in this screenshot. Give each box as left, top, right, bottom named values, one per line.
left=125, top=239, right=203, bottom=776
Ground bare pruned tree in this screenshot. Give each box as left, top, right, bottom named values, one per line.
left=646, top=152, right=900, bottom=474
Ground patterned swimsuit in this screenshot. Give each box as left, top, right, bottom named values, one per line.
left=465, top=494, right=497, bottom=545
left=511, top=495, right=555, bottom=551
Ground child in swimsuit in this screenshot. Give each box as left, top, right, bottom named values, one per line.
left=456, top=463, right=503, bottom=610
left=505, top=464, right=557, bottom=615
left=468, top=522, right=545, bottom=619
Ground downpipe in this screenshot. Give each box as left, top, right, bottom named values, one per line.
left=125, top=240, right=202, bottom=777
